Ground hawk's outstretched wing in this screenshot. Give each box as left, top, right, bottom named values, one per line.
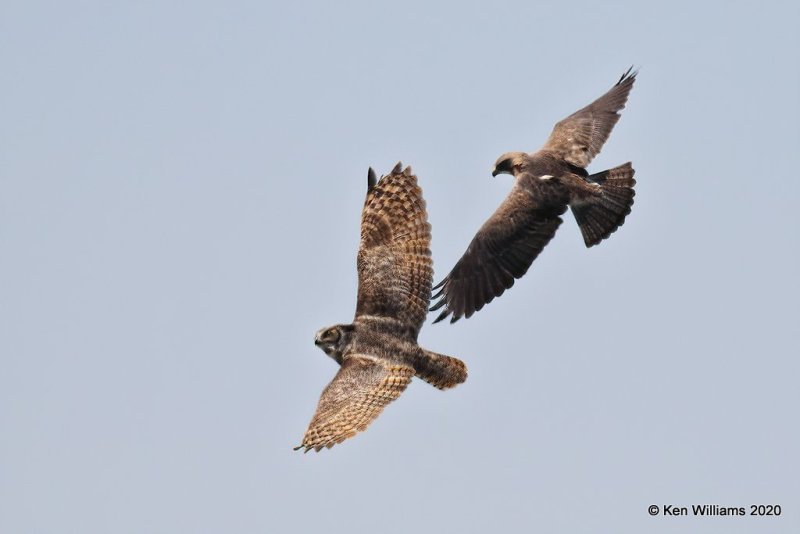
left=430, top=184, right=565, bottom=323
left=541, top=68, right=637, bottom=168
left=356, top=163, right=432, bottom=335
left=295, top=355, right=414, bottom=452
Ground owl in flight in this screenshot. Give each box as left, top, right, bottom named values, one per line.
left=296, top=163, right=468, bottom=452
left=431, top=68, right=638, bottom=323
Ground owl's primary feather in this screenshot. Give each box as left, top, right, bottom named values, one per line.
left=356, top=163, right=433, bottom=335
left=295, top=356, right=414, bottom=452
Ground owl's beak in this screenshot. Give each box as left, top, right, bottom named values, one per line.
left=314, top=333, right=323, bottom=346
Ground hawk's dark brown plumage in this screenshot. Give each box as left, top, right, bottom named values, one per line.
left=431, top=68, right=638, bottom=323
left=296, top=163, right=467, bottom=452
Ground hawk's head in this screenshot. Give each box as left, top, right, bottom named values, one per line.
left=492, top=152, right=529, bottom=177
left=314, top=324, right=354, bottom=364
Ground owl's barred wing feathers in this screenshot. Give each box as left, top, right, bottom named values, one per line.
left=430, top=185, right=565, bottom=323
left=295, top=356, right=414, bottom=452
left=356, top=163, right=433, bottom=334
left=541, top=67, right=637, bottom=168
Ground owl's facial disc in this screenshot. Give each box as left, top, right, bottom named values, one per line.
left=314, top=325, right=347, bottom=359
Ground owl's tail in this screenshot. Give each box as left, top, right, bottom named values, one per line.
left=415, top=350, right=467, bottom=390
left=570, top=162, right=636, bottom=247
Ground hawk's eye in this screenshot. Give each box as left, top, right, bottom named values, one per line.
left=513, top=163, right=522, bottom=171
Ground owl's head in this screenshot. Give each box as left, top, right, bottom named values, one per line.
left=314, top=324, right=354, bottom=364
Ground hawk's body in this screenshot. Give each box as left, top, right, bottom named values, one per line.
left=296, top=163, right=467, bottom=452
left=431, top=69, right=639, bottom=323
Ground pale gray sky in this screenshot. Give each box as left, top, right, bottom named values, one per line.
left=2, top=1, right=799, bottom=533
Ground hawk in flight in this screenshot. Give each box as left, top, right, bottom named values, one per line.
left=296, top=163, right=468, bottom=452
left=431, top=68, right=638, bottom=323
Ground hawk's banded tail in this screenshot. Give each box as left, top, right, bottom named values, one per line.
left=415, top=350, right=467, bottom=390
left=570, top=162, right=636, bottom=247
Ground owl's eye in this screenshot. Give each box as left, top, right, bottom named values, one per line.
left=324, top=328, right=340, bottom=342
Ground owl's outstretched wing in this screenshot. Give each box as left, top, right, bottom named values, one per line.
left=430, top=183, right=565, bottom=323
left=355, top=163, right=432, bottom=334
left=541, top=68, right=636, bottom=168
left=294, top=355, right=414, bottom=452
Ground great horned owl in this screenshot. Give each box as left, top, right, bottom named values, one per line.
left=295, top=163, right=467, bottom=452
left=431, top=68, right=638, bottom=323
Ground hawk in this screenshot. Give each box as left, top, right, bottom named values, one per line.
left=295, top=162, right=468, bottom=452
left=431, top=68, right=638, bottom=323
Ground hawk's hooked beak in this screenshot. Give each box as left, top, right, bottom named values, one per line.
left=491, top=168, right=500, bottom=177
left=314, top=333, right=323, bottom=346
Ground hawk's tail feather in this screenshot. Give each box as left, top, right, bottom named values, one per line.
left=571, top=162, right=636, bottom=247
left=415, top=350, right=467, bottom=390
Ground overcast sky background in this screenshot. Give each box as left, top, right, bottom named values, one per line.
left=2, top=1, right=799, bottom=533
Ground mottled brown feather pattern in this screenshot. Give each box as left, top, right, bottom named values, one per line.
left=297, top=164, right=466, bottom=452
left=296, top=356, right=414, bottom=452
left=415, top=350, right=468, bottom=390
left=356, top=166, right=433, bottom=334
